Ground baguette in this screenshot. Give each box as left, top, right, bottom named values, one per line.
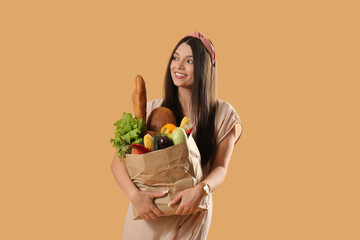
left=132, top=75, right=147, bottom=122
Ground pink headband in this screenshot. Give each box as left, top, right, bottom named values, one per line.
left=185, top=31, right=216, bottom=66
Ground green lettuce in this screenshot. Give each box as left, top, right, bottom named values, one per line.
left=110, top=113, right=146, bottom=159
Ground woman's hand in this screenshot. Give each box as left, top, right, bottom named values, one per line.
left=130, top=190, right=168, bottom=220
left=170, top=185, right=205, bottom=215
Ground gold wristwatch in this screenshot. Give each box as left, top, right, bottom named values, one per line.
left=199, top=182, right=211, bottom=195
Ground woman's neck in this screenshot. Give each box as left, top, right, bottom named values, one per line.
left=178, top=87, right=192, bottom=120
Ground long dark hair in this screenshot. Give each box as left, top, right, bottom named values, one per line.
left=162, top=36, right=217, bottom=167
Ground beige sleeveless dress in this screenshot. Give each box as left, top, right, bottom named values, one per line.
left=122, top=98, right=242, bottom=240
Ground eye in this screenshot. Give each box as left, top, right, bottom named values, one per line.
left=172, top=56, right=178, bottom=61
left=188, top=60, right=193, bottom=64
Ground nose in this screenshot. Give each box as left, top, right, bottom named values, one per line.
left=176, top=60, right=185, bottom=70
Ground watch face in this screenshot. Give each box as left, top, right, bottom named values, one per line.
left=204, top=185, right=210, bottom=195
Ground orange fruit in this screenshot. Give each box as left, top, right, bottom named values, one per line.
left=160, top=123, right=177, bottom=135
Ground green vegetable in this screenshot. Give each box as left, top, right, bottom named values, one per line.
left=110, top=112, right=146, bottom=159
left=172, top=127, right=187, bottom=145
left=153, top=133, right=161, bottom=151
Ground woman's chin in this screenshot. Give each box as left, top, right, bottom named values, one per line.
left=173, top=81, right=185, bottom=88
left=173, top=79, right=191, bottom=89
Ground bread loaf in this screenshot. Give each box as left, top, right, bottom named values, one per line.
left=147, top=107, right=177, bottom=133
left=132, top=75, right=147, bottom=122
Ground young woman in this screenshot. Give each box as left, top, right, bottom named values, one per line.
left=111, top=31, right=242, bottom=240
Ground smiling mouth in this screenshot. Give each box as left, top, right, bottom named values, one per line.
left=175, top=72, right=187, bottom=78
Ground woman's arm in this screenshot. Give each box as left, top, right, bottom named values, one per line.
left=110, top=153, right=168, bottom=219
left=201, top=123, right=240, bottom=192
left=110, top=153, right=138, bottom=198
left=171, top=124, right=241, bottom=215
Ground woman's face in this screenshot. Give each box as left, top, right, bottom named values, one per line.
left=170, top=42, right=194, bottom=89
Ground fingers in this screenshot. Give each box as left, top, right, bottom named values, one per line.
left=137, top=191, right=166, bottom=220
left=139, top=213, right=147, bottom=220
left=147, top=212, right=158, bottom=220
left=169, top=192, right=183, bottom=206
left=175, top=205, right=184, bottom=215
left=173, top=195, right=198, bottom=215
left=174, top=203, right=192, bottom=215
left=140, top=213, right=156, bottom=220
left=170, top=192, right=186, bottom=215
left=149, top=192, right=166, bottom=217
left=150, top=190, right=168, bottom=198
left=175, top=206, right=198, bottom=215
left=137, top=190, right=167, bottom=213
left=189, top=209, right=197, bottom=215
left=139, top=209, right=162, bottom=220
left=175, top=205, right=190, bottom=215
left=150, top=205, right=164, bottom=217
left=138, top=203, right=165, bottom=220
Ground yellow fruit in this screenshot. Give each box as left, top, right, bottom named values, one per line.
left=160, top=123, right=177, bottom=135
left=144, top=134, right=154, bottom=151
left=180, top=116, right=193, bottom=132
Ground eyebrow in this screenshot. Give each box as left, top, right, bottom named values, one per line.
left=174, top=52, right=193, bottom=58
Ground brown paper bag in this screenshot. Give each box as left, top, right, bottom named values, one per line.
left=123, top=134, right=210, bottom=220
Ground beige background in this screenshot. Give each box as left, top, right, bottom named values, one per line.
left=1, top=0, right=359, bottom=239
